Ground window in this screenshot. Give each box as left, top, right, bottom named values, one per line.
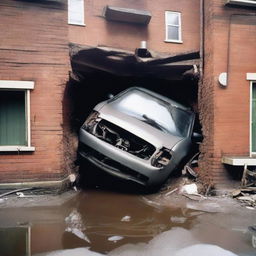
left=0, top=80, right=35, bottom=152
left=165, top=11, right=182, bottom=43
left=68, top=0, right=85, bottom=26
left=251, top=82, right=256, bottom=155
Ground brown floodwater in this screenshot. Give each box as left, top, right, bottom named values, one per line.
left=0, top=188, right=255, bottom=256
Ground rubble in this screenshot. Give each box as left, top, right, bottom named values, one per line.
left=232, top=164, right=256, bottom=209
left=179, top=183, right=198, bottom=194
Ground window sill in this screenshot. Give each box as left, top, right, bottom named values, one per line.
left=68, top=22, right=86, bottom=27
left=164, top=40, right=183, bottom=44
left=222, top=156, right=256, bottom=166
left=0, top=146, right=35, bottom=152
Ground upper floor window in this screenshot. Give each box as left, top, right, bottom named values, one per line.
left=247, top=73, right=256, bottom=156
left=251, top=81, right=256, bottom=155
left=68, top=0, right=85, bottom=26
left=165, top=11, right=182, bottom=43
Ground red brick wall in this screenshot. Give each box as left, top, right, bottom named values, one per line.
left=198, top=0, right=215, bottom=187
left=0, top=0, right=70, bottom=183
left=200, top=0, right=256, bottom=187
left=68, top=0, right=200, bottom=54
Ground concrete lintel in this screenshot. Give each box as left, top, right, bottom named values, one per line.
left=222, top=156, right=256, bottom=166
left=246, top=73, right=256, bottom=81
left=0, top=80, right=34, bottom=90
left=0, top=146, right=35, bottom=152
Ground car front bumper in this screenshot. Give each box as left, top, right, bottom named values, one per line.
left=78, top=129, right=177, bottom=187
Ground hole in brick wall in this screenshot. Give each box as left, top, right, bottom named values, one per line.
left=66, top=72, right=200, bottom=133
left=64, top=51, right=201, bottom=190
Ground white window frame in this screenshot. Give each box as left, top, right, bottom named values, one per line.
left=165, top=11, right=182, bottom=44
left=68, top=0, right=85, bottom=26
left=0, top=80, right=35, bottom=152
left=247, top=73, right=256, bottom=156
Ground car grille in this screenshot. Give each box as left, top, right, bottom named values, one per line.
left=79, top=143, right=149, bottom=184
left=87, top=119, right=156, bottom=160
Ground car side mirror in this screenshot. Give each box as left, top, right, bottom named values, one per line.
left=107, top=93, right=114, bottom=99
left=192, top=132, right=203, bottom=143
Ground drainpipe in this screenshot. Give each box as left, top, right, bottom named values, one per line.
left=219, top=14, right=233, bottom=88
left=199, top=0, right=204, bottom=75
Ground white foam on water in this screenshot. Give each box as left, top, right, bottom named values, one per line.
left=35, top=228, right=238, bottom=256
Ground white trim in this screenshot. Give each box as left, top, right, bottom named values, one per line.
left=26, top=90, right=31, bottom=147
left=164, top=39, right=183, bottom=44
left=0, top=80, right=34, bottom=89
left=68, top=22, right=86, bottom=26
left=165, top=11, right=182, bottom=43
left=250, top=81, right=256, bottom=156
left=250, top=81, right=253, bottom=156
left=0, top=146, right=35, bottom=152
left=27, top=226, right=31, bottom=256
left=247, top=73, right=256, bottom=81
left=222, top=156, right=256, bottom=166
left=0, top=80, right=35, bottom=151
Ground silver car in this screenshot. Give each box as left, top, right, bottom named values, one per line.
left=78, top=87, right=197, bottom=188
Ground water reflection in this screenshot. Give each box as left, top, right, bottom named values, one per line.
left=62, top=190, right=195, bottom=253
left=0, top=189, right=195, bottom=255
left=0, top=226, right=31, bottom=256
left=0, top=189, right=255, bottom=256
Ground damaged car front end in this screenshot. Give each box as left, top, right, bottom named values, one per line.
left=78, top=87, right=197, bottom=188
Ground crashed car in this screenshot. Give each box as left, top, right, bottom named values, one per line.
left=78, top=87, right=199, bottom=188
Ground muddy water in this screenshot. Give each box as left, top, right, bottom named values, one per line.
left=0, top=189, right=255, bottom=256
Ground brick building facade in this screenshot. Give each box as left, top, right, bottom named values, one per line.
left=0, top=0, right=70, bottom=187
left=0, top=0, right=201, bottom=188
left=200, top=0, right=256, bottom=188
left=0, top=0, right=255, bottom=189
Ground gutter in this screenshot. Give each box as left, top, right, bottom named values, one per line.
left=200, top=0, right=204, bottom=75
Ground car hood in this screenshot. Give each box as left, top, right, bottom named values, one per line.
left=95, top=103, right=185, bottom=150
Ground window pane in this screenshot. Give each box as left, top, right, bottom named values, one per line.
left=0, top=91, right=26, bottom=146
left=68, top=0, right=84, bottom=25
left=166, top=12, right=179, bottom=25
left=252, top=83, right=256, bottom=152
left=167, top=26, right=179, bottom=41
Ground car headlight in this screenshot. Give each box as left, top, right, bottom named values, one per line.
left=151, top=147, right=172, bottom=168
left=82, top=111, right=100, bottom=131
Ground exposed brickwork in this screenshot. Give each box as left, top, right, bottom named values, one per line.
left=0, top=0, right=70, bottom=183
left=4, top=0, right=255, bottom=189
left=0, top=0, right=200, bottom=186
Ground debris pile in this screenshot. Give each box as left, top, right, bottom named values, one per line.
left=232, top=164, right=256, bottom=209
left=161, top=152, right=211, bottom=202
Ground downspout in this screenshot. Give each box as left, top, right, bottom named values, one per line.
left=222, top=14, right=233, bottom=88
left=199, top=0, right=204, bottom=75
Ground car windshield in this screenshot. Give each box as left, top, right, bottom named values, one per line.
left=110, top=89, right=193, bottom=137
